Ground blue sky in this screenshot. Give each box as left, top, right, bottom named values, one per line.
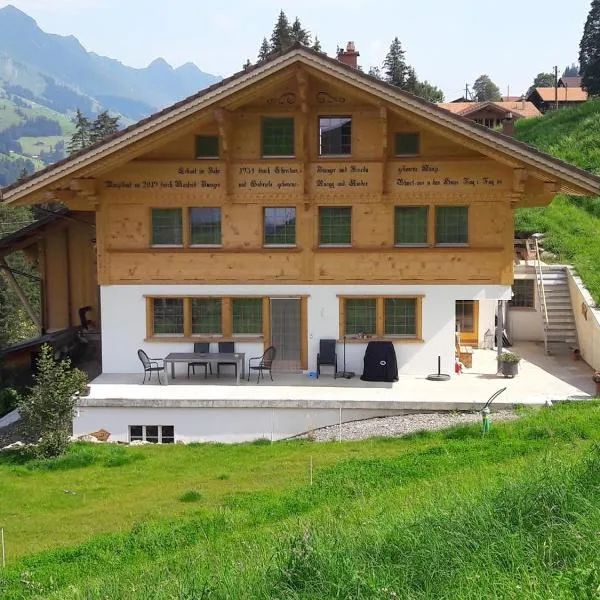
left=0, top=0, right=592, bottom=100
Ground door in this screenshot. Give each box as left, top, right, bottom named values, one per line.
left=270, top=298, right=301, bottom=371
left=455, top=300, right=479, bottom=346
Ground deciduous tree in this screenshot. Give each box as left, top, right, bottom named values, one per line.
left=580, top=0, right=600, bottom=94
left=472, top=75, right=502, bottom=101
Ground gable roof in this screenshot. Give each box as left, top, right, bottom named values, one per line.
left=2, top=43, right=600, bottom=202
left=559, top=76, right=582, bottom=88
left=528, top=86, right=588, bottom=102
left=438, top=100, right=541, bottom=119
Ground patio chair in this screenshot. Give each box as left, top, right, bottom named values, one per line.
left=455, top=332, right=473, bottom=369
left=316, top=339, right=337, bottom=378
left=248, top=346, right=276, bottom=384
left=216, top=341, right=237, bottom=379
left=187, top=342, right=211, bottom=379
left=137, top=349, right=165, bottom=384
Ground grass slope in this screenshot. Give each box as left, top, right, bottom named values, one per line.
left=515, top=101, right=600, bottom=303
left=0, top=402, right=599, bottom=598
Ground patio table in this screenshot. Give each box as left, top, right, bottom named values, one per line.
left=163, top=352, right=246, bottom=385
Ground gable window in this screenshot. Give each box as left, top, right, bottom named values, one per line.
left=345, top=298, right=376, bottom=335
left=385, top=298, right=417, bottom=337
left=319, top=207, right=351, bottom=246
left=395, top=132, right=420, bottom=156
left=130, top=425, right=174, bottom=444
left=264, top=207, right=296, bottom=246
left=153, top=298, right=184, bottom=336
left=190, top=207, right=221, bottom=246
left=395, top=206, right=428, bottom=245
left=319, top=116, right=352, bottom=156
left=511, top=279, right=535, bottom=308
left=262, top=117, right=295, bottom=157
left=435, top=206, right=468, bottom=245
left=195, top=135, right=219, bottom=159
left=191, top=298, right=222, bottom=335
left=151, top=208, right=182, bottom=246
left=232, top=298, right=263, bottom=335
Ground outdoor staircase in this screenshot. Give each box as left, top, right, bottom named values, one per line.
left=539, top=266, right=578, bottom=353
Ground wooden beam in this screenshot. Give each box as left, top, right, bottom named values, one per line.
left=296, top=69, right=310, bottom=204
left=214, top=107, right=233, bottom=198
left=70, top=178, right=98, bottom=197
left=0, top=257, right=42, bottom=332
left=380, top=105, right=389, bottom=197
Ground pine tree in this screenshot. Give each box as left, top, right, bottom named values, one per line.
left=368, top=66, right=382, bottom=79
left=405, top=66, right=419, bottom=93
left=580, top=0, right=600, bottom=94
left=243, top=59, right=252, bottom=70
left=472, top=75, right=502, bottom=101
left=312, top=36, right=322, bottom=53
left=68, top=109, right=91, bottom=155
left=290, top=17, right=310, bottom=45
left=563, top=63, right=580, bottom=77
left=270, top=10, right=292, bottom=53
left=383, top=37, right=409, bottom=89
left=258, top=37, right=271, bottom=61
left=90, top=111, right=120, bottom=145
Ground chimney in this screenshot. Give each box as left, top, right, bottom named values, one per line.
left=338, top=41, right=359, bottom=69
left=502, top=112, right=515, bottom=137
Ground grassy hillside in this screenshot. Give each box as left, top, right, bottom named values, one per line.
left=515, top=101, right=600, bottom=303
left=0, top=402, right=599, bottom=598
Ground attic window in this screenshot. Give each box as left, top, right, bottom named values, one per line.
left=319, top=116, right=352, bottom=156
left=395, top=133, right=420, bottom=156
left=195, top=135, right=219, bottom=159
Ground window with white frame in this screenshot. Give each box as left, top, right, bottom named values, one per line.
left=129, top=425, right=175, bottom=444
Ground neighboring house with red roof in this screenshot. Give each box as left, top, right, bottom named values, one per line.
left=558, top=76, right=583, bottom=88
left=437, top=100, right=541, bottom=129
left=526, top=87, right=588, bottom=113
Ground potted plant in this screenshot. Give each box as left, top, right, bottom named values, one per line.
left=593, top=371, right=600, bottom=397
left=498, top=351, right=520, bottom=378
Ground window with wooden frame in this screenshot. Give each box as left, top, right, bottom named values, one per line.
left=232, top=298, right=263, bottom=335
left=262, top=117, right=295, bottom=157
left=395, top=206, right=428, bottom=245
left=264, top=207, right=296, bottom=246
left=339, top=296, right=422, bottom=340
left=152, top=298, right=184, bottom=336
left=511, top=279, right=535, bottom=308
left=195, top=135, right=220, bottom=159
left=319, top=206, right=352, bottom=246
left=455, top=300, right=476, bottom=334
left=319, top=116, right=352, bottom=156
left=191, top=298, right=222, bottom=335
left=395, top=132, right=420, bottom=156
left=435, top=206, right=468, bottom=245
left=151, top=208, right=183, bottom=246
left=190, top=207, right=221, bottom=246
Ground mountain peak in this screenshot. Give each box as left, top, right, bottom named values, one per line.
left=0, top=4, right=37, bottom=27
left=148, top=57, right=172, bottom=71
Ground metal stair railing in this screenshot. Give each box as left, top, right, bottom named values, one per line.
left=532, top=238, right=549, bottom=353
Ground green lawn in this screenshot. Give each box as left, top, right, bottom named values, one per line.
left=0, top=402, right=599, bottom=599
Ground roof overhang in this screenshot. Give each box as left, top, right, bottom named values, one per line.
left=2, top=46, right=600, bottom=203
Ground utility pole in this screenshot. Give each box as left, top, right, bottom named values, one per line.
left=554, top=65, right=559, bottom=110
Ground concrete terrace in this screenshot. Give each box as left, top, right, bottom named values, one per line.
left=84, top=342, right=596, bottom=412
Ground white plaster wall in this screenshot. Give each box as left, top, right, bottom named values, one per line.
left=507, top=275, right=544, bottom=342
left=101, top=284, right=511, bottom=377
left=568, top=269, right=600, bottom=370
left=74, top=406, right=406, bottom=443
left=477, top=300, right=496, bottom=348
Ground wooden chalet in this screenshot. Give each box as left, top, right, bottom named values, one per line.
left=526, top=86, right=588, bottom=113
left=438, top=100, right=541, bottom=129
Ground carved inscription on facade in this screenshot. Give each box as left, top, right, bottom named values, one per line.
left=310, top=163, right=381, bottom=194
left=234, top=164, right=303, bottom=194
left=391, top=162, right=508, bottom=191
left=104, top=164, right=224, bottom=191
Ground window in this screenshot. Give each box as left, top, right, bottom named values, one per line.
left=511, top=279, right=535, bottom=308
left=345, top=299, right=376, bottom=335
left=153, top=298, right=184, bottom=335
left=232, top=298, right=263, bottom=334
left=129, top=425, right=174, bottom=444
left=455, top=300, right=475, bottom=333
left=151, top=208, right=182, bottom=246
left=435, top=206, right=468, bottom=245
left=395, top=207, right=428, bottom=245
left=385, top=298, right=417, bottom=336
left=262, top=117, right=294, bottom=157
left=195, top=135, right=219, bottom=159
left=264, top=207, right=296, bottom=246
left=191, top=298, right=222, bottom=335
left=340, top=296, right=422, bottom=340
left=319, top=207, right=351, bottom=246
left=190, top=207, right=221, bottom=246
left=319, top=116, right=351, bottom=156
left=395, top=133, right=420, bottom=156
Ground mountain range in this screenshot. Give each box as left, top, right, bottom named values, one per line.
left=0, top=4, right=220, bottom=121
